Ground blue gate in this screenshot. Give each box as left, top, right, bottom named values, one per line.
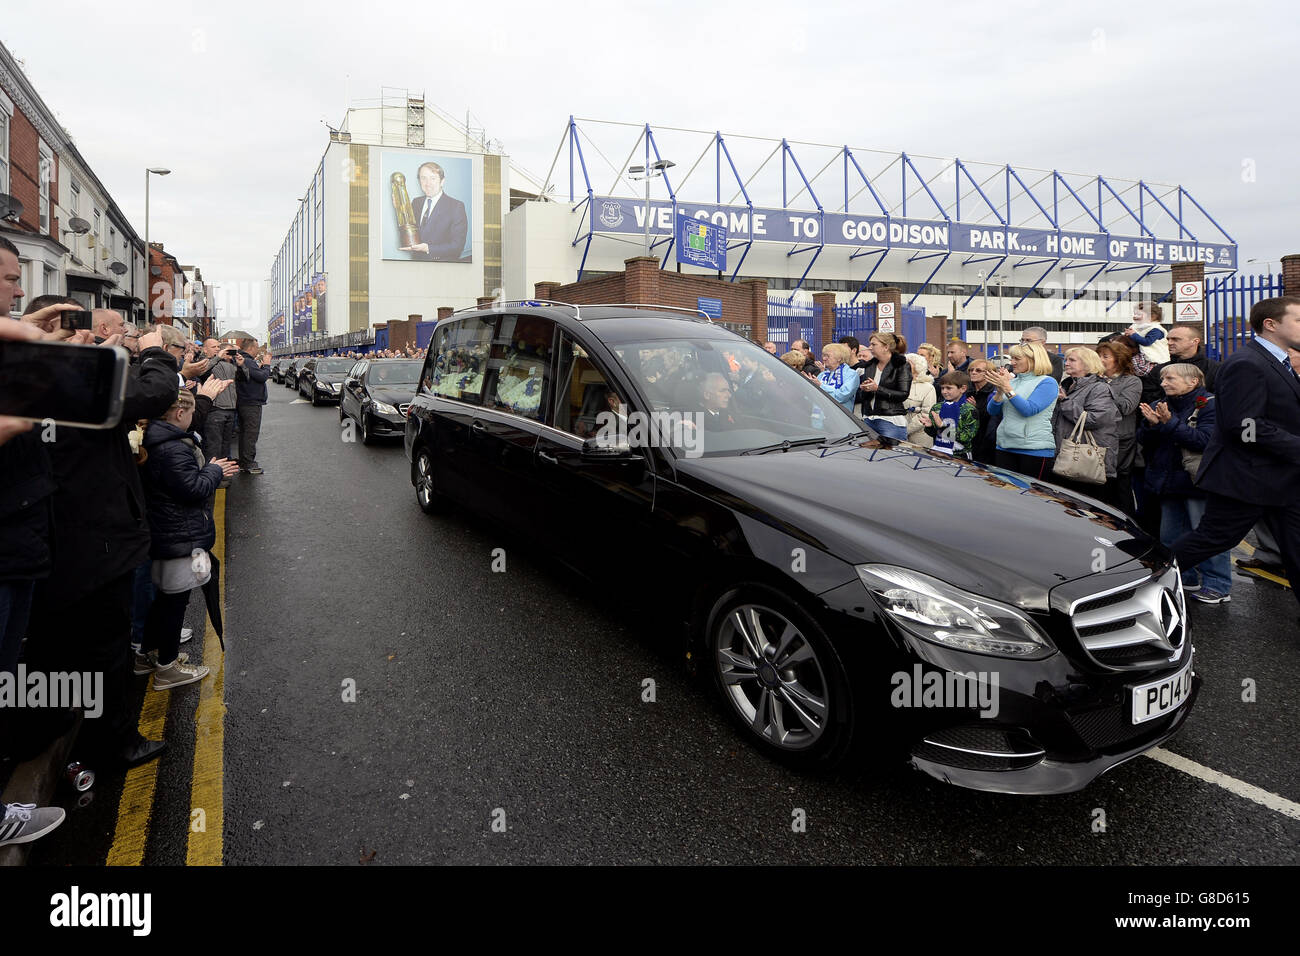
left=766, top=297, right=819, bottom=355
left=832, top=303, right=926, bottom=351
left=1206, top=273, right=1283, bottom=360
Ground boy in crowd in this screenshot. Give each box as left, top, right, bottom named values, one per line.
left=925, top=370, right=978, bottom=459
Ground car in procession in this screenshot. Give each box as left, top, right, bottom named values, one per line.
left=339, top=358, right=422, bottom=443
left=402, top=301, right=1198, bottom=795
left=297, top=357, right=354, bottom=406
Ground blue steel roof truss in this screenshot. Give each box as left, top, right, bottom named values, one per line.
left=542, top=119, right=1239, bottom=292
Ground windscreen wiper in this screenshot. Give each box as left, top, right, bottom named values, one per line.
left=741, top=437, right=828, bottom=456
left=819, top=429, right=873, bottom=447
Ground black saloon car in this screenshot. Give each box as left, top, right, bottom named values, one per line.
left=404, top=302, right=1198, bottom=794
left=340, top=359, right=421, bottom=443
left=283, top=360, right=303, bottom=389
left=298, top=357, right=353, bottom=405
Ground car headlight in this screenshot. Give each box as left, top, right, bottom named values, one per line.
left=856, top=565, right=1055, bottom=660
left=371, top=401, right=397, bottom=416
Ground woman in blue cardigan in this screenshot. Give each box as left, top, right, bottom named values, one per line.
left=985, top=342, right=1060, bottom=480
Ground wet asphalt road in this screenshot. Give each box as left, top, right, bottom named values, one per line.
left=32, top=384, right=1300, bottom=865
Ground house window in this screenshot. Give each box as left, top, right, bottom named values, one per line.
left=38, top=141, right=52, bottom=233
left=0, top=112, right=9, bottom=194
left=70, top=180, right=80, bottom=215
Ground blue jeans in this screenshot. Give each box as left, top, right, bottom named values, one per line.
left=866, top=418, right=908, bottom=441
left=1161, top=497, right=1231, bottom=594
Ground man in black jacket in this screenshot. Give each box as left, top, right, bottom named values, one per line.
left=23, top=328, right=180, bottom=767
left=1173, top=297, right=1300, bottom=616
left=233, top=337, right=271, bottom=474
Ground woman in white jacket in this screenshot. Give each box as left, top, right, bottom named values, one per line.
left=903, top=353, right=937, bottom=448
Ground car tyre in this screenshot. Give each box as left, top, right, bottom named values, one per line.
left=360, top=413, right=374, bottom=445
left=705, top=583, right=856, bottom=770
left=412, top=446, right=443, bottom=514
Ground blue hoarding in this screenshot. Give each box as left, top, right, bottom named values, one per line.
left=590, top=197, right=1236, bottom=270
left=697, top=296, right=722, bottom=319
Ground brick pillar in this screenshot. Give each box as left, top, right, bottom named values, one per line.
left=876, top=287, right=903, bottom=343
left=476, top=296, right=495, bottom=309
left=535, top=281, right=561, bottom=300
left=1281, top=255, right=1300, bottom=298
left=436, top=307, right=454, bottom=321
left=745, top=278, right=768, bottom=345
left=624, top=257, right=661, bottom=305
left=387, top=319, right=410, bottom=350
left=1170, top=264, right=1206, bottom=335
left=813, top=292, right=837, bottom=351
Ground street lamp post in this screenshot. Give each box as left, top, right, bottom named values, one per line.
left=144, top=167, right=170, bottom=320
left=627, top=159, right=675, bottom=258
left=995, top=275, right=1007, bottom=358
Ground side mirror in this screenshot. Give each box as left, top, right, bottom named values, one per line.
left=581, top=437, right=634, bottom=459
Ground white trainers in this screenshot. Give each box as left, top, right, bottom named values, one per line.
left=134, top=649, right=189, bottom=675
left=152, top=658, right=209, bottom=690
left=0, top=803, right=66, bottom=846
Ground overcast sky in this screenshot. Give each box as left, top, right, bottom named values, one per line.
left=6, top=0, right=1295, bottom=330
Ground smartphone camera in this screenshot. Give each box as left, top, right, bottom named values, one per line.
left=59, top=310, right=94, bottom=332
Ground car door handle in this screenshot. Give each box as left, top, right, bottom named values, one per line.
left=538, top=450, right=557, bottom=464
left=471, top=420, right=486, bottom=432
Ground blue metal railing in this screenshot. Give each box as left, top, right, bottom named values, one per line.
left=1206, top=272, right=1281, bottom=360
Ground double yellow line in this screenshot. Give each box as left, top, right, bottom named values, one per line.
left=106, top=490, right=226, bottom=867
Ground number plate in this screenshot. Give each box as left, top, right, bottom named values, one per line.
left=1130, top=660, right=1194, bottom=725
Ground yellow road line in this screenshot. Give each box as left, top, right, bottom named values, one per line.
left=105, top=671, right=170, bottom=866
left=187, top=488, right=226, bottom=866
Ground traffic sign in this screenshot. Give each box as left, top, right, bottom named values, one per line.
left=1176, top=280, right=1203, bottom=301
left=878, top=302, right=896, bottom=319
left=1177, top=301, right=1203, bottom=320
left=879, top=316, right=896, bottom=333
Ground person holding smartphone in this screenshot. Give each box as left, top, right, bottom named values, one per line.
left=198, top=339, right=240, bottom=470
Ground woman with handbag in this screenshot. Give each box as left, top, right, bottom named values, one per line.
left=1051, top=348, right=1120, bottom=498
left=985, top=343, right=1059, bottom=479
left=1138, top=364, right=1231, bottom=604
left=138, top=390, right=240, bottom=689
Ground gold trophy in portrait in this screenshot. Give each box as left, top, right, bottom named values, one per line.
left=390, top=172, right=420, bottom=249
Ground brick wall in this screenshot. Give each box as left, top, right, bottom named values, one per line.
left=1281, top=255, right=1300, bottom=298
left=532, top=257, right=767, bottom=338
left=6, top=106, right=51, bottom=238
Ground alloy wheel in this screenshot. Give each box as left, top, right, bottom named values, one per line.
left=414, top=449, right=437, bottom=512
left=714, top=604, right=830, bottom=751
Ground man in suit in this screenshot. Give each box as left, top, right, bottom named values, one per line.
left=1173, top=296, right=1300, bottom=616
left=401, top=162, right=468, bottom=261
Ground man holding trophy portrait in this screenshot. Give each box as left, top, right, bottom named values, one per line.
left=395, top=161, right=469, bottom=261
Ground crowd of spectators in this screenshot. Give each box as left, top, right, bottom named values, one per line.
left=764, top=295, right=1297, bottom=613
left=0, top=235, right=274, bottom=847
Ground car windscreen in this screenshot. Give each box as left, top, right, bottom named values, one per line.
left=609, top=337, right=863, bottom=456
left=315, top=360, right=353, bottom=374
left=368, top=361, right=422, bottom=386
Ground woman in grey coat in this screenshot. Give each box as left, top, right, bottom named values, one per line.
left=1052, top=347, right=1120, bottom=500
left=1097, top=340, right=1143, bottom=513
